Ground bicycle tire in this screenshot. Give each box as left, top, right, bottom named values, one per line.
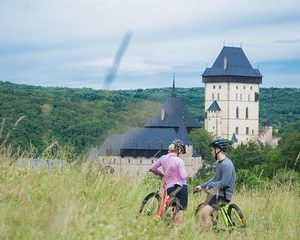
left=164, top=198, right=181, bottom=223
left=194, top=202, right=205, bottom=223
left=139, top=192, right=161, bottom=216
left=228, top=203, right=246, bottom=228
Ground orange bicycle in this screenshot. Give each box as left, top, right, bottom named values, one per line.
left=139, top=178, right=182, bottom=223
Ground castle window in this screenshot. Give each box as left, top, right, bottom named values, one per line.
left=236, top=85, right=238, bottom=90
left=246, top=107, right=249, bottom=119
left=113, top=159, right=116, bottom=163
left=219, top=85, right=221, bottom=89
left=236, top=107, right=239, bottom=119
left=236, top=127, right=239, bottom=135
left=140, top=159, right=142, bottom=164
left=236, top=94, right=238, bottom=100
left=246, top=127, right=249, bottom=135
left=250, top=86, right=253, bottom=90
left=248, top=94, right=250, bottom=101
left=252, top=130, right=254, bottom=134
left=255, top=92, right=259, bottom=102
left=213, top=85, right=216, bottom=89
left=128, top=159, right=130, bottom=163
left=212, top=93, right=214, bottom=100
left=240, top=94, right=242, bottom=101
left=217, top=93, right=220, bottom=100
left=243, top=86, right=246, bottom=90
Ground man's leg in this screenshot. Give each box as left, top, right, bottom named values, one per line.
left=200, top=204, right=214, bottom=230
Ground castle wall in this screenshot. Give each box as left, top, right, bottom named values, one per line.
left=95, top=145, right=202, bottom=177
left=205, top=82, right=260, bottom=143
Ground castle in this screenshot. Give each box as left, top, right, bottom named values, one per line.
left=90, top=46, right=277, bottom=176
left=203, top=46, right=262, bottom=144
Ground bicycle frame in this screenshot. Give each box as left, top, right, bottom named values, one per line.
left=215, top=205, right=234, bottom=227
left=156, top=182, right=170, bottom=217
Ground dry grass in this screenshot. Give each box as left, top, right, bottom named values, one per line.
left=0, top=157, right=299, bottom=240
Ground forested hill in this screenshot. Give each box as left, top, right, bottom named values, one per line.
left=0, top=81, right=300, bottom=155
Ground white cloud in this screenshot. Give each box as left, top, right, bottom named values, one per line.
left=0, top=0, right=299, bottom=88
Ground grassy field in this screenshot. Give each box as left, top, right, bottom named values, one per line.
left=0, top=159, right=299, bottom=240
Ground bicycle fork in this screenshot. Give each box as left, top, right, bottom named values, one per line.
left=219, top=206, right=234, bottom=227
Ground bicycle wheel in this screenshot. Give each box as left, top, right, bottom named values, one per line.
left=194, top=202, right=205, bottom=223
left=139, top=192, right=161, bottom=216
left=228, top=203, right=246, bottom=228
left=212, top=208, right=229, bottom=231
left=164, top=198, right=181, bottom=224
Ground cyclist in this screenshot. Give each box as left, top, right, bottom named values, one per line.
left=194, top=139, right=236, bottom=230
left=149, top=139, right=188, bottom=223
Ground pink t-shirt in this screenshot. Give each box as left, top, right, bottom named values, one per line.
left=149, top=153, right=187, bottom=188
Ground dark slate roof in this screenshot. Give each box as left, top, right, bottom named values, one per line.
left=121, top=127, right=178, bottom=150
left=144, top=95, right=200, bottom=128
left=202, top=46, right=262, bottom=78
left=207, top=101, right=221, bottom=112
left=231, top=133, right=238, bottom=143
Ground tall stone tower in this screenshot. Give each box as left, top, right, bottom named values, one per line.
left=202, top=46, right=262, bottom=144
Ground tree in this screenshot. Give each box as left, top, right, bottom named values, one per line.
left=189, top=128, right=212, bottom=161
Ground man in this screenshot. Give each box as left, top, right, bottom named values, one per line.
left=194, top=139, right=236, bottom=230
left=149, top=139, right=188, bottom=223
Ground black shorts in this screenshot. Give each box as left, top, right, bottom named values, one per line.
left=207, top=195, right=229, bottom=208
left=167, top=184, right=188, bottom=210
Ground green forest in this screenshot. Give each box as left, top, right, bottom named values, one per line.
left=1, top=81, right=299, bottom=156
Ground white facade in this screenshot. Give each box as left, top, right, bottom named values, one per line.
left=205, top=82, right=260, bottom=143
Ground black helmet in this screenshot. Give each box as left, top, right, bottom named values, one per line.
left=210, top=139, right=228, bottom=151
left=172, top=139, right=186, bottom=154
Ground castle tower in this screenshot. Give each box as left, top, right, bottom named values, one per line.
left=202, top=46, right=262, bottom=143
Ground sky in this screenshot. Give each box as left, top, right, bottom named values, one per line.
left=0, top=0, right=300, bottom=90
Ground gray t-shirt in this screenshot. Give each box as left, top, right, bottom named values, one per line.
left=201, top=157, right=236, bottom=200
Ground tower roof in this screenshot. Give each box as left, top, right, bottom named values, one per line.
left=207, top=100, right=221, bottom=112
left=202, top=46, right=262, bottom=78
left=144, top=80, right=200, bottom=129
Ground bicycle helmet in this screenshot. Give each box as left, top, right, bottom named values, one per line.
left=171, top=138, right=186, bottom=154
left=210, top=139, right=228, bottom=152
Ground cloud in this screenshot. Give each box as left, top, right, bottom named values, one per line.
left=0, top=0, right=300, bottom=89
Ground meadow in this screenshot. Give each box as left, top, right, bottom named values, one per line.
left=0, top=157, right=299, bottom=240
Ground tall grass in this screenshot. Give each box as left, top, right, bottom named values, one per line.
left=0, top=157, right=299, bottom=240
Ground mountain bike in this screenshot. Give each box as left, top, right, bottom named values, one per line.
left=194, top=187, right=246, bottom=231
left=139, top=178, right=182, bottom=223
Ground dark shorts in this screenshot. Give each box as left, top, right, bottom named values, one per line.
left=207, top=195, right=230, bottom=208
left=167, top=184, right=188, bottom=210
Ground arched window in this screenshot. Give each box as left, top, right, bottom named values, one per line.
left=246, top=127, right=249, bottom=135
left=212, top=93, right=214, bottom=100
left=236, top=107, right=239, bottom=119
left=236, top=127, right=239, bottom=134
left=217, top=93, right=220, bottom=100
left=246, top=107, right=249, bottom=119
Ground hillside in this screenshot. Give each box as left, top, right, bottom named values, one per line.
left=0, top=81, right=300, bottom=155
